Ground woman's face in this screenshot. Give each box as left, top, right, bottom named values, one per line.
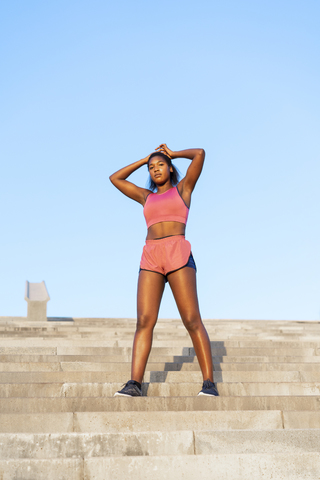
left=148, top=156, right=172, bottom=185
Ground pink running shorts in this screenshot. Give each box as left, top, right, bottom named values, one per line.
left=140, top=235, right=192, bottom=277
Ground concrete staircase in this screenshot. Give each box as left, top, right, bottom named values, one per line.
left=0, top=316, right=320, bottom=479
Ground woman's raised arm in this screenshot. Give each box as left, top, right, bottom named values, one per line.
left=109, top=155, right=151, bottom=205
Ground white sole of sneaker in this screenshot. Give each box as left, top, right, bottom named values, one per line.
left=197, top=392, right=219, bottom=396
left=113, top=392, right=141, bottom=397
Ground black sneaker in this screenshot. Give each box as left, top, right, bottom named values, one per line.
left=114, top=380, right=142, bottom=397
left=198, top=379, right=219, bottom=396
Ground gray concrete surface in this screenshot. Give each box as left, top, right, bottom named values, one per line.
left=0, top=316, right=319, bottom=479
left=0, top=395, right=319, bottom=414
left=0, top=459, right=82, bottom=480
left=1, top=430, right=320, bottom=459
left=83, top=454, right=320, bottom=480
left=1, top=381, right=320, bottom=397
left=0, top=410, right=283, bottom=433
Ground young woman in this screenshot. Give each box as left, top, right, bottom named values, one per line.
left=109, top=144, right=218, bottom=397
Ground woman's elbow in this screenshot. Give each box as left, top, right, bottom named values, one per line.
left=199, top=148, right=205, bottom=159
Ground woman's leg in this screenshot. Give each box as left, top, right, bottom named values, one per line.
left=131, top=270, right=165, bottom=384
left=167, top=267, right=213, bottom=382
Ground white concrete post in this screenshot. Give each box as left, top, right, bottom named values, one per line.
left=24, top=281, right=50, bottom=321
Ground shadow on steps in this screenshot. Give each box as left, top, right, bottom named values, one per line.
left=143, top=342, right=226, bottom=395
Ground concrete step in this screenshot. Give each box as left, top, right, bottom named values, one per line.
left=1, top=357, right=320, bottom=371
left=81, top=453, right=320, bottom=480
left=0, top=362, right=63, bottom=372
left=0, top=431, right=194, bottom=458
left=2, top=346, right=320, bottom=362
left=1, top=335, right=319, bottom=348
left=2, top=326, right=319, bottom=336
left=0, top=413, right=74, bottom=433
left=74, top=410, right=320, bottom=433
left=1, top=454, right=320, bottom=480
left=194, top=429, right=320, bottom=454
left=0, top=370, right=317, bottom=384
left=0, top=459, right=82, bottom=480
left=0, top=355, right=320, bottom=373
left=0, top=369, right=308, bottom=383
left=0, top=369, right=305, bottom=382
left=2, top=333, right=319, bottom=344
left=1, top=430, right=320, bottom=459
left=0, top=396, right=319, bottom=414
left=2, top=318, right=319, bottom=330
left=2, top=325, right=319, bottom=334
left=0, top=410, right=283, bottom=433
left=1, top=410, right=320, bottom=434
left=1, top=381, right=319, bottom=398
left=0, top=352, right=319, bottom=363
left=0, top=343, right=318, bottom=356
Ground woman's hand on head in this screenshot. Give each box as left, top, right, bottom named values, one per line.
left=155, top=144, right=174, bottom=158
left=142, top=153, right=152, bottom=165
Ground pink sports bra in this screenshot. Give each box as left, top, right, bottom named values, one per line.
left=143, top=186, right=189, bottom=229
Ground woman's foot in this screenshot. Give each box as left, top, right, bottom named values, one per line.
left=198, top=379, right=219, bottom=396
left=114, top=380, right=142, bottom=397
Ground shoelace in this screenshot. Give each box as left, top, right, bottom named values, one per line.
left=120, top=380, right=140, bottom=389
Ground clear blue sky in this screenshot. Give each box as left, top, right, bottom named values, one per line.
left=1, top=0, right=319, bottom=320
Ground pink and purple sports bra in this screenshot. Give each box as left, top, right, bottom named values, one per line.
left=143, top=186, right=189, bottom=229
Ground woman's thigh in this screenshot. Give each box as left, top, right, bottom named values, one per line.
left=167, top=267, right=201, bottom=321
left=137, top=270, right=166, bottom=327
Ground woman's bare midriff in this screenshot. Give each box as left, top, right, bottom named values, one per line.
left=146, top=221, right=186, bottom=240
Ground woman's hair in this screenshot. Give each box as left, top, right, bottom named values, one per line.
left=147, top=152, right=180, bottom=191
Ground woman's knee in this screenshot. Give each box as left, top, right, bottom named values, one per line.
left=182, top=314, right=202, bottom=333
left=136, top=313, right=157, bottom=331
